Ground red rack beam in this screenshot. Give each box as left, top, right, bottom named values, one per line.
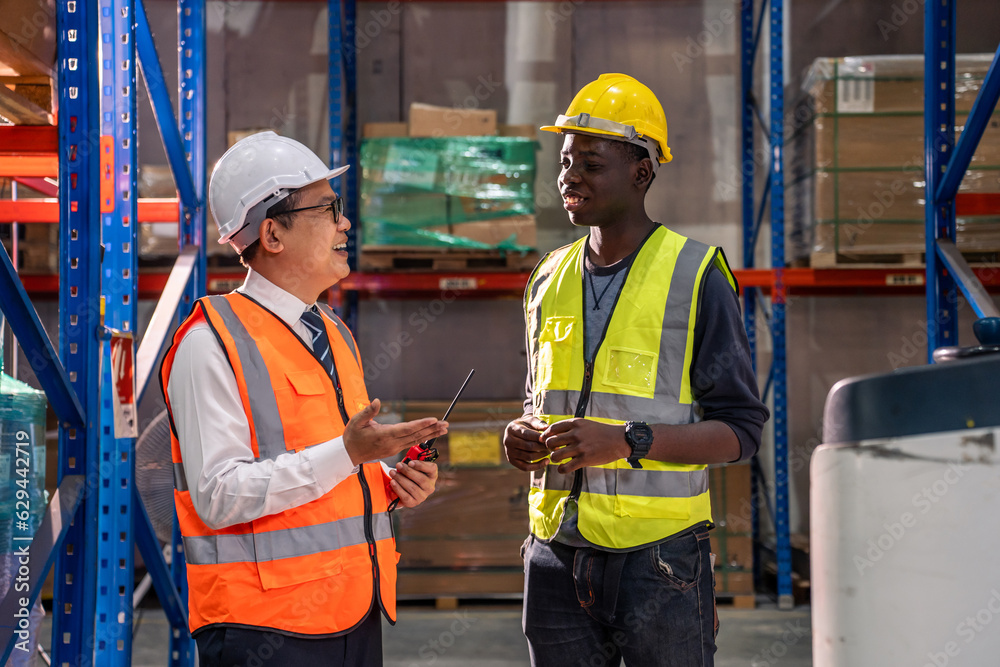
left=0, top=155, right=59, bottom=178
left=0, top=126, right=58, bottom=153
left=337, top=271, right=532, bottom=296
left=0, top=198, right=181, bottom=222
left=956, top=193, right=1000, bottom=216
left=15, top=267, right=1000, bottom=300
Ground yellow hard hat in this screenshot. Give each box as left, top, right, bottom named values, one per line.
left=540, top=73, right=672, bottom=168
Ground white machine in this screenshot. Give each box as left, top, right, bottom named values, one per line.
left=811, top=354, right=1000, bottom=666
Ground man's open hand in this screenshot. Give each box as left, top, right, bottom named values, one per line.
left=344, top=399, right=448, bottom=466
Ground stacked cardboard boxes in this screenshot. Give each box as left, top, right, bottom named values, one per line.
left=386, top=400, right=529, bottom=599
left=360, top=104, right=538, bottom=263
left=709, top=462, right=755, bottom=602
left=790, top=55, right=1000, bottom=265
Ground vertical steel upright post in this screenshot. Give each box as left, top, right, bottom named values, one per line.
left=329, top=0, right=359, bottom=328
left=95, top=0, right=139, bottom=659
left=925, top=0, right=958, bottom=357
left=54, top=0, right=103, bottom=661
left=172, top=1, right=205, bottom=664
left=739, top=0, right=762, bottom=589
left=768, top=0, right=792, bottom=610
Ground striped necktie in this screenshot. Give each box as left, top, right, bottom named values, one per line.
left=300, top=306, right=335, bottom=377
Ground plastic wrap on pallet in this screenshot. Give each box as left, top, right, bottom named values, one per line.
left=0, top=373, right=47, bottom=665
left=789, top=54, right=1000, bottom=264
left=360, top=137, right=537, bottom=250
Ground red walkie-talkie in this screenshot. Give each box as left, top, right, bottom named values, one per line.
left=402, top=369, right=475, bottom=464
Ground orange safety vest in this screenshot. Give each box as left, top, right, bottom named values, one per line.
left=160, top=293, right=398, bottom=636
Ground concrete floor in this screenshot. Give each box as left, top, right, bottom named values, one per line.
left=35, top=600, right=812, bottom=666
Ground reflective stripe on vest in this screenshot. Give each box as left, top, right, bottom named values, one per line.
left=203, top=295, right=287, bottom=461
left=161, top=292, right=395, bottom=635
left=525, top=226, right=735, bottom=549
left=184, top=513, right=393, bottom=565
left=535, top=464, right=709, bottom=498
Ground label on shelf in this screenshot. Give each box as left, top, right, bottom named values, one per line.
left=439, top=277, right=478, bottom=291
left=885, top=273, right=924, bottom=286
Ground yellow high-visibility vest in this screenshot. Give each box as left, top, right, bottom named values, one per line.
left=525, top=225, right=737, bottom=549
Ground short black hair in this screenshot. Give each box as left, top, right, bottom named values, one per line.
left=610, top=141, right=657, bottom=191
left=237, top=188, right=303, bottom=267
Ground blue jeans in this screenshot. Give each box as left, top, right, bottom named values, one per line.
left=522, top=528, right=717, bottom=667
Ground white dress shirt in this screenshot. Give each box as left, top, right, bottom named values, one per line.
left=167, top=269, right=356, bottom=529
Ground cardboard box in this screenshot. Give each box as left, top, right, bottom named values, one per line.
left=395, top=468, right=530, bottom=569
left=792, top=54, right=1000, bottom=263
left=363, top=122, right=408, bottom=138
left=427, top=214, right=537, bottom=248
left=709, top=462, right=752, bottom=534
left=812, top=220, right=1000, bottom=258
left=716, top=570, right=754, bottom=595
left=498, top=124, right=538, bottom=138
left=137, top=165, right=227, bottom=257
left=14, top=223, right=58, bottom=274
left=804, top=55, right=995, bottom=115
left=409, top=102, right=497, bottom=137
left=813, top=112, right=1000, bottom=170
left=710, top=535, right=753, bottom=571
left=388, top=400, right=528, bottom=574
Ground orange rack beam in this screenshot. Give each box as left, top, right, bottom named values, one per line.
left=0, top=198, right=181, bottom=222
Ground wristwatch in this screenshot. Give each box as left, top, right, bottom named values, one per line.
left=624, top=421, right=653, bottom=469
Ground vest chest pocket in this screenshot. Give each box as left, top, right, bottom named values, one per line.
left=603, top=347, right=658, bottom=397
left=275, top=369, right=338, bottom=448
left=537, top=316, right=575, bottom=390
left=253, top=525, right=344, bottom=591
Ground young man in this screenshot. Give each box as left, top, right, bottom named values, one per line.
left=504, top=74, right=768, bottom=666
left=162, top=132, right=448, bottom=666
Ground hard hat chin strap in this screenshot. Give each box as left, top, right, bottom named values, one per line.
left=555, top=113, right=661, bottom=173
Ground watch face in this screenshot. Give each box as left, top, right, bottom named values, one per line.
left=630, top=422, right=653, bottom=445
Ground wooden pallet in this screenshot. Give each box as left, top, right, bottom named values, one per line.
left=811, top=248, right=1000, bottom=268
left=361, top=246, right=539, bottom=272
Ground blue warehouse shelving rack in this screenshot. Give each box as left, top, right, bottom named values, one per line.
left=737, top=0, right=1000, bottom=611
left=740, top=0, right=793, bottom=610
left=0, top=0, right=206, bottom=663
left=923, top=2, right=1000, bottom=351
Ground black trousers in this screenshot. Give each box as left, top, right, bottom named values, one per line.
left=194, top=608, right=383, bottom=667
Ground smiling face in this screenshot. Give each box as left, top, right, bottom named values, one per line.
left=558, top=132, right=647, bottom=229
left=259, top=178, right=352, bottom=303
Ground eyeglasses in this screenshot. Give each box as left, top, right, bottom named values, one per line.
left=269, top=197, right=344, bottom=225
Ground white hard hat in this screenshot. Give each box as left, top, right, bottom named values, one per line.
left=209, top=131, right=349, bottom=253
